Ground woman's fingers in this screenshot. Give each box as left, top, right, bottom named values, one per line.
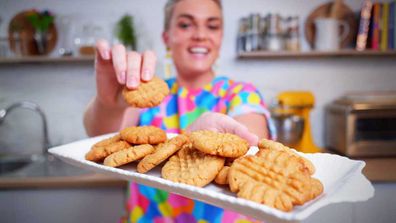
left=141, top=50, right=156, bottom=81
left=126, top=51, right=142, bottom=89
left=96, top=39, right=111, bottom=60
left=217, top=115, right=258, bottom=146
left=103, top=42, right=157, bottom=88
left=112, top=44, right=127, bottom=84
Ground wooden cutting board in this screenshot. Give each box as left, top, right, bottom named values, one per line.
left=305, top=2, right=358, bottom=49
left=8, top=10, right=57, bottom=55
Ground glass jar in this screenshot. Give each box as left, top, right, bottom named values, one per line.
left=74, top=23, right=102, bottom=56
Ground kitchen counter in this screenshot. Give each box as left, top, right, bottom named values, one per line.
left=322, top=150, right=396, bottom=182
left=0, top=154, right=127, bottom=189
left=361, top=157, right=396, bottom=182
left=0, top=173, right=127, bottom=189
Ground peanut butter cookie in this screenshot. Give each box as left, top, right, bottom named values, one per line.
left=137, top=134, right=189, bottom=173
left=162, top=146, right=225, bottom=187
left=214, top=166, right=230, bottom=185
left=228, top=150, right=323, bottom=212
left=122, top=76, right=169, bottom=108
left=120, top=126, right=167, bottom=145
left=190, top=130, right=249, bottom=158
left=258, top=139, right=315, bottom=175
left=103, top=144, right=155, bottom=167
left=85, top=135, right=131, bottom=162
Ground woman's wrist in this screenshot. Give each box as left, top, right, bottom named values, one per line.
left=94, top=95, right=128, bottom=113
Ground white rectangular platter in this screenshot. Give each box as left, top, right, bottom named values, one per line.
left=49, top=133, right=374, bottom=222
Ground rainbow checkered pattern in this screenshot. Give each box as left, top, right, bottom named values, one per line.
left=124, top=76, right=274, bottom=223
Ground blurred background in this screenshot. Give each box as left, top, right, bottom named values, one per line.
left=0, top=0, right=395, bottom=223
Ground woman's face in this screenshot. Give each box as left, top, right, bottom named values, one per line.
left=163, top=0, right=223, bottom=77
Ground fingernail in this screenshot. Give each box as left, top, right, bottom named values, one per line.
left=143, top=69, right=151, bottom=81
left=128, top=76, right=138, bottom=88
left=120, top=71, right=126, bottom=84
left=102, top=50, right=110, bottom=60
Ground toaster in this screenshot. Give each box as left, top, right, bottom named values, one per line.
left=325, top=92, right=396, bottom=157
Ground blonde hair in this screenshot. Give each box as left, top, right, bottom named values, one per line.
left=164, top=0, right=222, bottom=31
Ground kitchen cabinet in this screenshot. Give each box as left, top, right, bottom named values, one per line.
left=0, top=186, right=126, bottom=223
left=0, top=158, right=127, bottom=223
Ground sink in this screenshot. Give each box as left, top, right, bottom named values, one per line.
left=0, top=156, right=32, bottom=175
left=0, top=154, right=91, bottom=178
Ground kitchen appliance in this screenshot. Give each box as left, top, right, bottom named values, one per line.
left=325, top=92, right=396, bottom=157
left=271, top=91, right=321, bottom=153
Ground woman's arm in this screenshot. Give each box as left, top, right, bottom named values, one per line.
left=84, top=39, right=157, bottom=136
left=233, top=113, right=269, bottom=140
left=83, top=97, right=140, bottom=137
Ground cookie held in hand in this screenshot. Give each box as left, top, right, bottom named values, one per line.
left=122, top=76, right=169, bottom=108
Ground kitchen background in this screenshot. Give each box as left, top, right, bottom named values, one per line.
left=0, top=0, right=395, bottom=223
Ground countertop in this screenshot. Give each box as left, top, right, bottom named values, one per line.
left=361, top=157, right=396, bottom=182
left=323, top=150, right=396, bottom=182
left=0, top=173, right=127, bottom=189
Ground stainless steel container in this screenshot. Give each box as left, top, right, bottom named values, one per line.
left=272, top=113, right=304, bottom=146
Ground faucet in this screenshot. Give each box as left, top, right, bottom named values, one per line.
left=0, top=101, right=51, bottom=154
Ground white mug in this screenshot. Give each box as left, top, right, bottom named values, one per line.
left=314, top=18, right=350, bottom=51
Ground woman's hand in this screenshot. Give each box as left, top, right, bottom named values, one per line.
left=94, top=39, right=157, bottom=109
left=186, top=112, right=259, bottom=146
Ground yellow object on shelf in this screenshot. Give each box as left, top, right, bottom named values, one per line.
left=276, top=91, right=321, bottom=153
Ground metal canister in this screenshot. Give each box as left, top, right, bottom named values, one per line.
left=265, top=13, right=285, bottom=51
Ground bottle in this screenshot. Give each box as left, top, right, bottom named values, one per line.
left=249, top=13, right=261, bottom=51
left=285, top=16, right=301, bottom=52
left=236, top=17, right=248, bottom=54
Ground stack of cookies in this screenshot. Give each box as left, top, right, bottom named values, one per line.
left=85, top=127, right=323, bottom=212
left=86, top=76, right=323, bottom=212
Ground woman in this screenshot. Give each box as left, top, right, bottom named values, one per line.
left=84, top=0, right=274, bottom=222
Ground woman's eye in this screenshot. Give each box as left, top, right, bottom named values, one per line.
left=178, top=23, right=191, bottom=29
left=208, top=25, right=220, bottom=30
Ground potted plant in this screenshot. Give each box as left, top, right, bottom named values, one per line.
left=115, top=14, right=137, bottom=50
left=25, top=10, right=54, bottom=54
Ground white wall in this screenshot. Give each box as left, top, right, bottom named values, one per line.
left=1, top=0, right=396, bottom=148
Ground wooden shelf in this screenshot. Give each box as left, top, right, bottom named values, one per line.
left=238, top=50, right=396, bottom=59
left=0, top=55, right=95, bottom=64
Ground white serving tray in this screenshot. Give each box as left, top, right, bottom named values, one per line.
left=49, top=133, right=374, bottom=223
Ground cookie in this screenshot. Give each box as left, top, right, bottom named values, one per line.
left=137, top=134, right=190, bottom=173
left=190, top=130, right=249, bottom=158
left=85, top=135, right=131, bottom=162
left=214, top=166, right=230, bottom=185
left=161, top=146, right=225, bottom=187
left=103, top=144, right=155, bottom=167
left=228, top=151, right=323, bottom=212
left=122, top=76, right=170, bottom=108
left=120, top=126, right=167, bottom=145
left=92, top=134, right=122, bottom=148
left=257, top=139, right=315, bottom=175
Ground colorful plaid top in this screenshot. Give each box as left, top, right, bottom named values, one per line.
left=124, top=76, right=274, bottom=223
